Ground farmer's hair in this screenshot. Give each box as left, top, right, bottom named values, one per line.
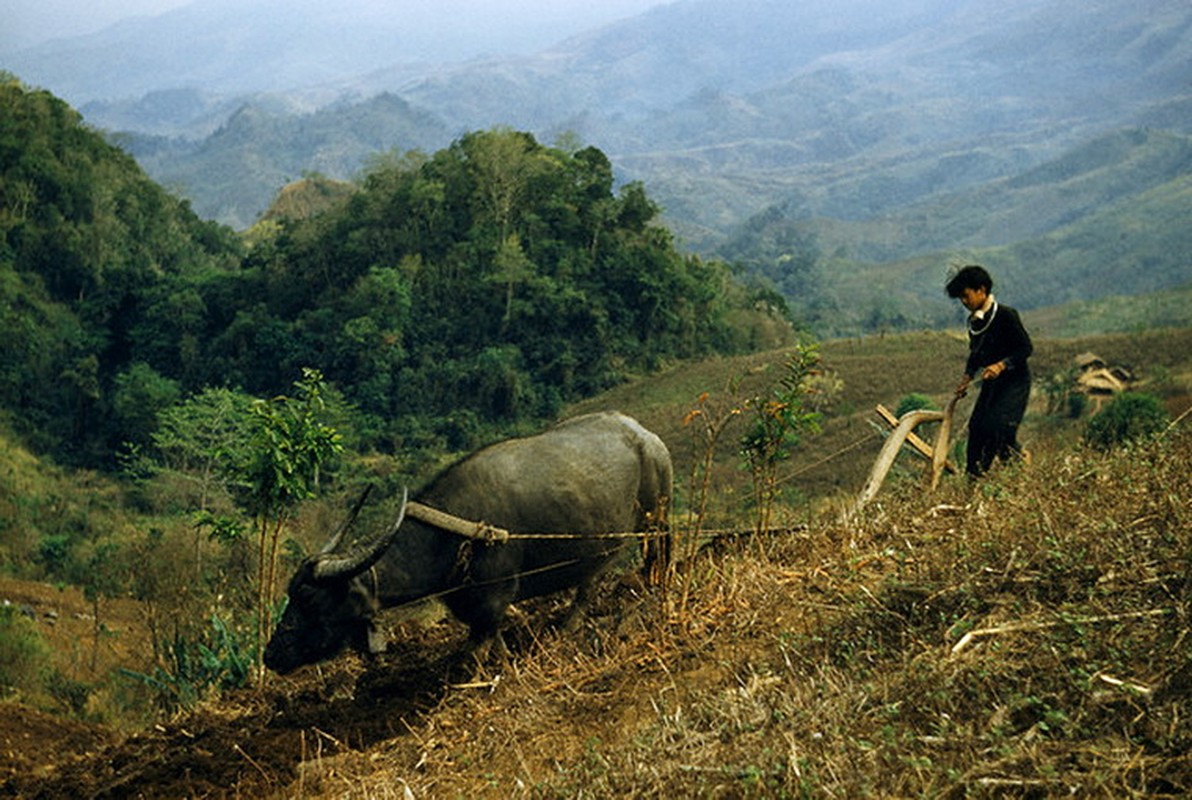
left=945, top=264, right=993, bottom=298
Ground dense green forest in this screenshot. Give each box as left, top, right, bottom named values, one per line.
left=0, top=77, right=787, bottom=473
left=0, top=78, right=243, bottom=465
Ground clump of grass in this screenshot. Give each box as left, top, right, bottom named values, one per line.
left=0, top=604, right=51, bottom=700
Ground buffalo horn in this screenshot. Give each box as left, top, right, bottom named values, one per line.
left=313, top=488, right=408, bottom=581
left=319, top=485, right=374, bottom=555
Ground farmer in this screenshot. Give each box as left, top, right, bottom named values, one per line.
left=946, top=265, right=1033, bottom=477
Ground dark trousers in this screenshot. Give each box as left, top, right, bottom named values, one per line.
left=967, top=376, right=1030, bottom=477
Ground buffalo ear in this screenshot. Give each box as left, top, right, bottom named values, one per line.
left=312, top=488, right=409, bottom=581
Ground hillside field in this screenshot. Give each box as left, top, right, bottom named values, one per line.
left=2, top=327, right=1190, bottom=798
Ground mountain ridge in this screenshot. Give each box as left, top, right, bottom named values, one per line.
left=4, top=0, right=1189, bottom=325
left=78, top=0, right=1186, bottom=240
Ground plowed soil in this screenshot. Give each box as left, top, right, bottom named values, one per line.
left=0, top=573, right=642, bottom=799
left=2, top=648, right=456, bottom=799
left=0, top=576, right=474, bottom=799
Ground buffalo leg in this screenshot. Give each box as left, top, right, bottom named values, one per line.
left=559, top=576, right=597, bottom=632
left=449, top=581, right=516, bottom=665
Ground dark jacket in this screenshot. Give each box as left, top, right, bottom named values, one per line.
left=966, top=301, right=1032, bottom=385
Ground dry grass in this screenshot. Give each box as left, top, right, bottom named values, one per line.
left=275, top=424, right=1191, bottom=799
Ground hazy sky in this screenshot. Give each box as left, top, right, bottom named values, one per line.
left=1, top=0, right=670, bottom=52
left=2, top=0, right=192, bottom=48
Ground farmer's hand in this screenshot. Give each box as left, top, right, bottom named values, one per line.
left=981, top=361, right=1007, bottom=381
left=955, top=375, right=971, bottom=397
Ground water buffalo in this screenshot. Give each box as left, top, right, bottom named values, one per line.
left=263, top=411, right=672, bottom=674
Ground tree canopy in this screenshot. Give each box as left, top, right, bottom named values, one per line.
left=2, top=83, right=788, bottom=468
left=1, top=76, right=241, bottom=463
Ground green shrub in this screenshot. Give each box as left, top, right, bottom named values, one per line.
left=894, top=393, right=938, bottom=418
left=121, top=614, right=252, bottom=712
left=36, top=534, right=75, bottom=578
left=1083, top=392, right=1170, bottom=450
left=1067, top=391, right=1088, bottom=419
left=0, top=604, right=51, bottom=697
left=46, top=671, right=92, bottom=716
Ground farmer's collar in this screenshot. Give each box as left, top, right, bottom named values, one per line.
left=971, top=293, right=996, bottom=321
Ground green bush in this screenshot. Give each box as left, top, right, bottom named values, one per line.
left=46, top=672, right=92, bottom=716
left=1083, top=392, right=1170, bottom=450
left=121, top=614, right=252, bottom=712
left=894, top=393, right=938, bottom=418
left=0, top=604, right=51, bottom=697
left=1067, top=391, right=1088, bottom=419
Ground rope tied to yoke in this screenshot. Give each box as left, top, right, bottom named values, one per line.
left=406, top=500, right=510, bottom=543
left=404, top=499, right=683, bottom=543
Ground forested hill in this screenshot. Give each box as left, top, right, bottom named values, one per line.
left=0, top=78, right=785, bottom=470
left=0, top=79, right=242, bottom=464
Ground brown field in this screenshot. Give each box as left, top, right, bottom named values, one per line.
left=2, top=327, right=1190, bottom=798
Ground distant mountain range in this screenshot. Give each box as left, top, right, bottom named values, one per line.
left=795, top=127, right=1192, bottom=333
left=1, top=0, right=666, bottom=100
left=4, top=0, right=1191, bottom=320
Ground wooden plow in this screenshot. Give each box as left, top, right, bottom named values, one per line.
left=846, top=393, right=960, bottom=521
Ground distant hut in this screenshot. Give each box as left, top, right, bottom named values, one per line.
left=1074, top=352, right=1136, bottom=410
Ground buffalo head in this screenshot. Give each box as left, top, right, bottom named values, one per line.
left=263, top=488, right=407, bottom=675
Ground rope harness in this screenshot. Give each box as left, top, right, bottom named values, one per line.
left=375, top=405, right=955, bottom=611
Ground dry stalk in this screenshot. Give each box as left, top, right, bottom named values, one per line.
left=1094, top=672, right=1154, bottom=698
left=233, top=742, right=271, bottom=783
left=950, top=608, right=1173, bottom=657
left=974, top=776, right=1064, bottom=789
